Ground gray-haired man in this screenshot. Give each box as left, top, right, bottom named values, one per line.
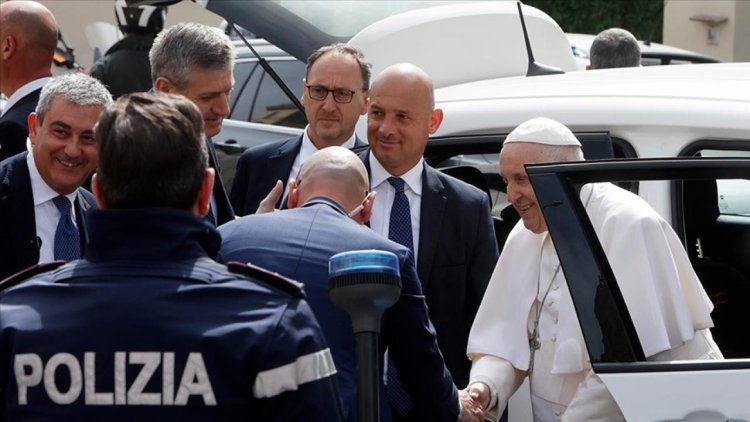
left=0, top=73, right=112, bottom=279
left=150, top=22, right=236, bottom=225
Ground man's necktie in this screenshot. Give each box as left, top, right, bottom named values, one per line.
left=386, top=176, right=414, bottom=416
left=52, top=195, right=81, bottom=261
left=388, top=177, right=413, bottom=251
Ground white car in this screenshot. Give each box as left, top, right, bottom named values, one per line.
left=140, top=0, right=750, bottom=418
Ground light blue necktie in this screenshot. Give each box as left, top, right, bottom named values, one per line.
left=52, top=195, right=80, bottom=261
left=386, top=177, right=414, bottom=416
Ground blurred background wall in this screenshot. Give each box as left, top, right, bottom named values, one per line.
left=30, top=0, right=221, bottom=69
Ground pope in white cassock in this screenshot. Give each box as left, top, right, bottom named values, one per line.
left=461, top=117, right=723, bottom=422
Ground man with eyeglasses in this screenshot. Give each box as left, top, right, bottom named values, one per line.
left=230, top=43, right=370, bottom=216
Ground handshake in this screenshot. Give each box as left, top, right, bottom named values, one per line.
left=459, top=382, right=491, bottom=422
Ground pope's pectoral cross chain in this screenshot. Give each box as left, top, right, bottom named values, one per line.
left=528, top=263, right=561, bottom=373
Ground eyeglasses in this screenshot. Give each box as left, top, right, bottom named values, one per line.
left=305, top=85, right=363, bottom=104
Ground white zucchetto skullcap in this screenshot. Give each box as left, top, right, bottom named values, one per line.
left=505, top=117, right=581, bottom=147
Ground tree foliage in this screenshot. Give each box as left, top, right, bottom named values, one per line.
left=524, top=0, right=664, bottom=43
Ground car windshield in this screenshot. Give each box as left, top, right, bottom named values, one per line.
left=270, top=0, right=493, bottom=38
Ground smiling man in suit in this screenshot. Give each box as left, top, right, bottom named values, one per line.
left=0, top=73, right=112, bottom=280
left=362, top=63, right=499, bottom=417
left=229, top=43, right=370, bottom=216
left=0, top=1, right=57, bottom=162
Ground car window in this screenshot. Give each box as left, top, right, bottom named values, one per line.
left=250, top=59, right=306, bottom=128
left=700, top=149, right=750, bottom=216
left=229, top=61, right=261, bottom=122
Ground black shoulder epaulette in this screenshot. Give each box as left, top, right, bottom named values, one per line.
left=0, top=261, right=66, bottom=293
left=226, top=261, right=304, bottom=298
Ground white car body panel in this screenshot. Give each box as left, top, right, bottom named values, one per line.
left=349, top=2, right=578, bottom=89
left=599, top=367, right=750, bottom=420
left=424, top=63, right=750, bottom=220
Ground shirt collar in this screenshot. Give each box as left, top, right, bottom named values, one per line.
left=368, top=153, right=424, bottom=195
left=1, top=77, right=50, bottom=117
left=27, top=151, right=77, bottom=206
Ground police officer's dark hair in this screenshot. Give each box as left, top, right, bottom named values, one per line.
left=589, top=28, right=641, bottom=69
left=94, top=92, right=208, bottom=210
left=306, top=43, right=372, bottom=91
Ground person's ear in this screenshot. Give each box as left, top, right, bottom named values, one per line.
left=428, top=108, right=443, bottom=134
left=300, top=78, right=307, bottom=107
left=1, top=35, right=16, bottom=60
left=27, top=113, right=39, bottom=145
left=287, top=178, right=300, bottom=209
left=195, top=168, right=215, bottom=217
left=91, top=173, right=108, bottom=209
left=359, top=89, right=369, bottom=115
left=154, top=76, right=175, bottom=93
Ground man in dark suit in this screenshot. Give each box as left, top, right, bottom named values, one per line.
left=150, top=22, right=235, bottom=225
left=219, top=146, right=460, bottom=422
left=362, top=63, right=499, bottom=396
left=0, top=1, right=57, bottom=162
left=0, top=73, right=112, bottom=280
left=230, top=43, right=369, bottom=216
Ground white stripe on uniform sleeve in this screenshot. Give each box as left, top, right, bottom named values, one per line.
left=252, top=348, right=337, bottom=398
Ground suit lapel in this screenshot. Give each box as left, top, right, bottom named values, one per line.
left=0, top=88, right=41, bottom=118
left=271, top=135, right=303, bottom=209
left=417, top=165, right=447, bottom=287
left=74, top=190, right=96, bottom=254
left=1, top=155, right=39, bottom=267
left=205, top=137, right=235, bottom=225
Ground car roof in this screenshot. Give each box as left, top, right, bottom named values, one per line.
left=349, top=1, right=578, bottom=88
left=203, top=0, right=576, bottom=86
left=434, top=63, right=750, bottom=137
left=204, top=0, right=477, bottom=62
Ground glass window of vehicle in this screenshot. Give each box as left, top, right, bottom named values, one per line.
left=229, top=58, right=306, bottom=129
left=251, top=59, right=306, bottom=128
left=699, top=149, right=750, bottom=216
left=229, top=61, right=260, bottom=122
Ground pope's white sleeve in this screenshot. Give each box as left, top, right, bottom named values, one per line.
left=560, top=369, right=624, bottom=422
left=469, top=354, right=526, bottom=422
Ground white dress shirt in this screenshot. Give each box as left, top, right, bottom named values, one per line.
left=27, top=152, right=78, bottom=263
left=0, top=77, right=50, bottom=117
left=368, top=154, right=423, bottom=261
left=284, top=126, right=357, bottom=198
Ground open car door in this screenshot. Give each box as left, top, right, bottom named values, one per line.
left=526, top=158, right=750, bottom=420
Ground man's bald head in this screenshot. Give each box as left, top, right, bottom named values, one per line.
left=372, top=62, right=435, bottom=110
left=0, top=1, right=57, bottom=96
left=367, top=62, right=443, bottom=176
left=295, top=146, right=370, bottom=210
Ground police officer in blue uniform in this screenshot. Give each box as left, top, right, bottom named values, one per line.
left=0, top=92, right=344, bottom=421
